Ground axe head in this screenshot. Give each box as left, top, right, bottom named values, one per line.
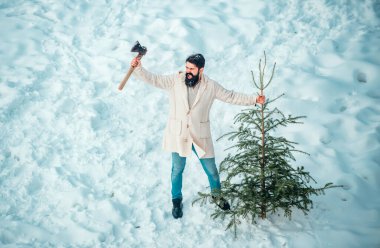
left=131, top=41, right=147, bottom=56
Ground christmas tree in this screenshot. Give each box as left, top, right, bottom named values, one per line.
left=193, top=52, right=337, bottom=237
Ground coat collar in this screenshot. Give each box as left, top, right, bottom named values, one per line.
left=191, top=75, right=207, bottom=108
left=179, top=72, right=208, bottom=111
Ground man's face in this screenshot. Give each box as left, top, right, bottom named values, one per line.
left=185, top=62, right=199, bottom=78
left=185, top=62, right=204, bottom=87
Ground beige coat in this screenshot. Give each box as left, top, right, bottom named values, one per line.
left=133, top=66, right=257, bottom=158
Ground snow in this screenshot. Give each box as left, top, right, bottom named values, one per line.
left=1, top=0, right=379, bottom=247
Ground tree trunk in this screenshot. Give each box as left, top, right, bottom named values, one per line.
left=260, top=91, right=266, bottom=219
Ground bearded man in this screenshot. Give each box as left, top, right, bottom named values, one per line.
left=131, top=54, right=265, bottom=219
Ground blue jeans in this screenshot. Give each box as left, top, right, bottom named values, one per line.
left=171, top=145, right=221, bottom=199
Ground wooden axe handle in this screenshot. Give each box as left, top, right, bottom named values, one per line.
left=118, top=66, right=135, bottom=91
left=118, top=54, right=143, bottom=91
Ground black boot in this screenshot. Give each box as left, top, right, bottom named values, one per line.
left=172, top=198, right=183, bottom=219
left=212, top=196, right=230, bottom=211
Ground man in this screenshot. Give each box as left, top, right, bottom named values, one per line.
left=131, top=54, right=265, bottom=219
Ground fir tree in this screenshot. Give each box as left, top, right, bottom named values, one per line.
left=193, top=52, right=338, bottom=237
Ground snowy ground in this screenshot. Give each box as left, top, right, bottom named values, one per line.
left=1, top=0, right=380, bottom=247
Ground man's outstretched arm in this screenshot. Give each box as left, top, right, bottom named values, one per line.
left=131, top=57, right=175, bottom=90
left=214, top=80, right=265, bottom=105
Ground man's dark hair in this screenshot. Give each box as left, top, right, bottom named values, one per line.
left=186, top=54, right=205, bottom=69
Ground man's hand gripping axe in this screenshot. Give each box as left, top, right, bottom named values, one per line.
left=118, top=41, right=147, bottom=91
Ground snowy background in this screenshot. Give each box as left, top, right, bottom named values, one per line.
left=1, top=0, right=380, bottom=247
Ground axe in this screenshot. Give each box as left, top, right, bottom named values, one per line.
left=118, top=41, right=147, bottom=91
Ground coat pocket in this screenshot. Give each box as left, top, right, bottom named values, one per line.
left=169, top=119, right=182, bottom=136
left=200, top=121, right=211, bottom=138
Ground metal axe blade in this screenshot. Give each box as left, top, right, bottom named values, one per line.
left=131, top=41, right=147, bottom=56
left=118, top=41, right=148, bottom=91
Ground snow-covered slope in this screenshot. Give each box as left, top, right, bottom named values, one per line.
left=1, top=0, right=379, bottom=247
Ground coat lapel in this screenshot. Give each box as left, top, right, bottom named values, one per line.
left=191, top=76, right=207, bottom=109
left=179, top=72, right=190, bottom=111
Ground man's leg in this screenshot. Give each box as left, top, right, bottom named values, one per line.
left=198, top=158, right=222, bottom=196
left=171, top=152, right=186, bottom=219
left=171, top=152, right=187, bottom=200
left=191, top=145, right=221, bottom=195
left=192, top=145, right=230, bottom=210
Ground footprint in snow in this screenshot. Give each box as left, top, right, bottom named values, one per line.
left=328, top=98, right=348, bottom=114
left=354, top=70, right=367, bottom=83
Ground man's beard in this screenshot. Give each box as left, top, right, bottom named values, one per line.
left=185, top=72, right=200, bottom=87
